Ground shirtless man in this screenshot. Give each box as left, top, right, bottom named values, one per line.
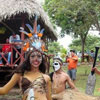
left=50, top=57, right=77, bottom=100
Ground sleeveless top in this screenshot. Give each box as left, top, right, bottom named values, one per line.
left=21, top=75, right=47, bottom=96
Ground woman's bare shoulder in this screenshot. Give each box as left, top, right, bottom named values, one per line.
left=13, top=73, right=22, bottom=77
left=42, top=74, right=51, bottom=82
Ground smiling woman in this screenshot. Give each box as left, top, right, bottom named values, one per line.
left=0, top=50, right=52, bottom=100
left=0, top=14, right=52, bottom=100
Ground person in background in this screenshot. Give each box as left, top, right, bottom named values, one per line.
left=49, top=56, right=77, bottom=100
left=90, top=50, right=95, bottom=62
left=0, top=50, right=52, bottom=100
left=66, top=50, right=78, bottom=83
left=2, top=38, right=11, bottom=65
left=9, top=33, right=21, bottom=65
left=0, top=48, right=3, bottom=66
left=9, top=33, right=21, bottom=43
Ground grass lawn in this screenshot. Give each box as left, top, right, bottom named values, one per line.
left=50, top=61, right=100, bottom=96
left=76, top=62, right=100, bottom=96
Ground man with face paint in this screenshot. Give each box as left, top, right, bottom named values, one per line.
left=50, top=57, right=77, bottom=100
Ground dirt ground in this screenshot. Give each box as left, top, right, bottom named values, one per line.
left=0, top=88, right=21, bottom=100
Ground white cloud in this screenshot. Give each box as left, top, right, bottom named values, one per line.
left=58, top=35, right=73, bottom=49
left=56, top=27, right=73, bottom=49
left=89, top=30, right=100, bottom=37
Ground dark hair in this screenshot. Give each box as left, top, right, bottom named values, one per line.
left=12, top=32, right=16, bottom=35
left=15, top=50, right=46, bottom=75
left=70, top=50, right=75, bottom=53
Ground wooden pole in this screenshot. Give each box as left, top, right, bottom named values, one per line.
left=20, top=15, right=25, bottom=63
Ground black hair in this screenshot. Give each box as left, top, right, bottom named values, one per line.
left=70, top=50, right=75, bottom=53
left=15, top=50, right=46, bottom=75
left=12, top=32, right=16, bottom=35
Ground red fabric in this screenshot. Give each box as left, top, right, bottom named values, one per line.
left=2, top=44, right=11, bottom=53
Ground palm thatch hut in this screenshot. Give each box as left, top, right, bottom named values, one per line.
left=0, top=0, right=57, bottom=43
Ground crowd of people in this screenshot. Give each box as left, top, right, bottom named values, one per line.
left=0, top=33, right=22, bottom=66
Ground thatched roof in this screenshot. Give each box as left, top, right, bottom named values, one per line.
left=0, top=0, right=57, bottom=41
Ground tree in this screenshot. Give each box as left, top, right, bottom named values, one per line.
left=69, top=35, right=100, bottom=52
left=47, top=41, right=67, bottom=60
left=60, top=47, right=67, bottom=61
left=48, top=41, right=63, bottom=55
left=44, top=0, right=100, bottom=61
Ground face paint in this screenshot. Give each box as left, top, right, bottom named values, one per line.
left=53, top=61, right=61, bottom=71
left=30, top=51, right=42, bottom=67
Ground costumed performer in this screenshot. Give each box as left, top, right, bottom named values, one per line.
left=0, top=15, right=52, bottom=100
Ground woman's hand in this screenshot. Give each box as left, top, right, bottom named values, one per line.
left=91, top=67, right=97, bottom=72
left=92, top=67, right=100, bottom=75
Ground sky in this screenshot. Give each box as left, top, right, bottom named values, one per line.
left=58, top=35, right=73, bottom=49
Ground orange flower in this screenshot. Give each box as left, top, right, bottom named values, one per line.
left=38, top=33, right=43, bottom=37
left=23, top=42, right=29, bottom=51
left=27, top=33, right=32, bottom=37
left=41, top=45, right=48, bottom=52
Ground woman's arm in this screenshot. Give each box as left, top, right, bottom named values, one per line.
left=44, top=74, right=52, bottom=100
left=92, top=67, right=100, bottom=75
left=0, top=73, right=21, bottom=95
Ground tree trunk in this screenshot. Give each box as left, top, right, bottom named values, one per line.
left=80, top=32, right=88, bottom=62
left=81, top=39, right=85, bottom=62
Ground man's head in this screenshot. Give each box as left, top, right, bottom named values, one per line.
left=53, top=57, right=63, bottom=71
left=91, top=50, right=94, bottom=53
left=70, top=50, right=75, bottom=57
left=12, top=33, right=16, bottom=38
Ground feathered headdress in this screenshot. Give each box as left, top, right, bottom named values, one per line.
left=19, top=15, right=47, bottom=52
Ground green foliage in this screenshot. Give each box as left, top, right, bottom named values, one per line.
left=60, top=47, right=67, bottom=61
left=0, top=27, right=6, bottom=34
left=44, top=0, right=100, bottom=36
left=85, top=35, right=100, bottom=50
left=48, top=41, right=61, bottom=55
left=48, top=41, right=65, bottom=55
left=44, top=0, right=100, bottom=61
left=48, top=41, right=67, bottom=61
left=69, top=35, right=100, bottom=51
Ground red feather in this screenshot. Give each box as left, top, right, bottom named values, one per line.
left=33, top=16, right=37, bottom=34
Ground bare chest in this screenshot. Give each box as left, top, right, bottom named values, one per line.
left=53, top=73, right=66, bottom=84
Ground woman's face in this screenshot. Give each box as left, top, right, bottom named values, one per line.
left=30, top=51, right=42, bottom=68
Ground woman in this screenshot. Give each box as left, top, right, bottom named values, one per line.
left=0, top=50, right=52, bottom=100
